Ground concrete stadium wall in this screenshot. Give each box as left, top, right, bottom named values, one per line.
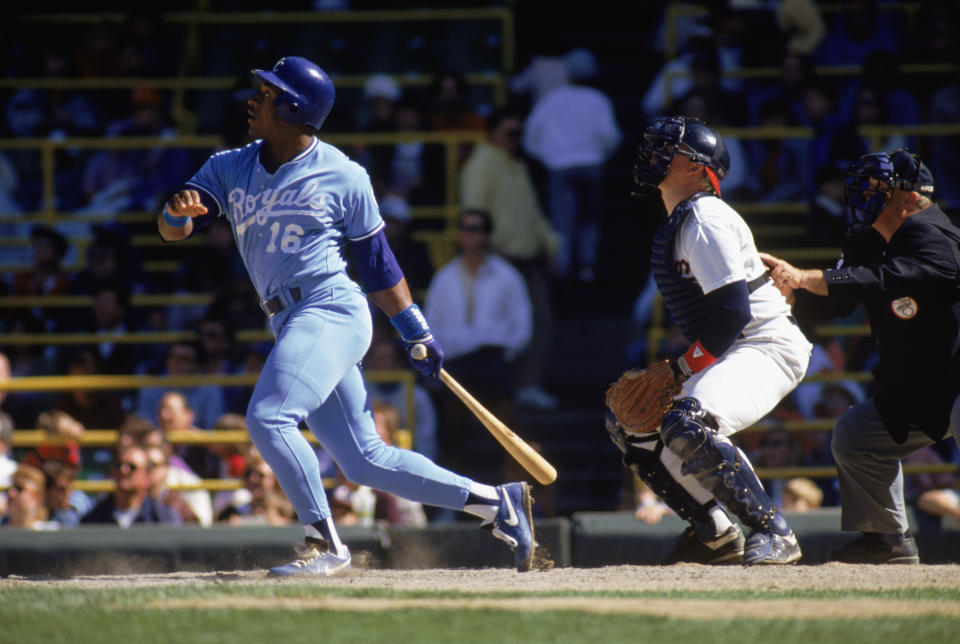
left=1, top=510, right=957, bottom=576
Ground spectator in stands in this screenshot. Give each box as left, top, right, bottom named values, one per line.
left=215, top=453, right=295, bottom=526
left=775, top=0, right=826, bottom=57
left=1, top=464, right=47, bottom=529
left=509, top=54, right=568, bottom=110
left=522, top=48, right=621, bottom=283
left=80, top=86, right=191, bottom=214
left=642, top=31, right=744, bottom=122
left=210, top=412, right=250, bottom=480
left=78, top=281, right=141, bottom=376
left=746, top=51, right=814, bottom=129
left=812, top=0, right=902, bottom=66
left=0, top=151, right=23, bottom=215
left=0, top=408, right=16, bottom=489
left=364, top=324, right=438, bottom=462
left=135, top=340, right=225, bottom=432
left=836, top=50, right=922, bottom=133
left=20, top=425, right=93, bottom=529
left=904, top=444, right=960, bottom=535
left=426, top=70, right=486, bottom=133
left=743, top=96, right=810, bottom=203
left=781, top=477, right=824, bottom=512
left=378, top=194, right=434, bottom=295
left=358, top=73, right=400, bottom=132
left=170, top=216, right=248, bottom=330
left=42, top=462, right=90, bottom=528
left=68, top=223, right=145, bottom=297
left=926, top=67, right=960, bottom=206
left=195, top=313, right=246, bottom=414
left=632, top=478, right=672, bottom=525
left=752, top=427, right=806, bottom=508
left=152, top=390, right=222, bottom=481
left=143, top=438, right=213, bottom=527
left=424, top=209, right=532, bottom=473
left=53, top=348, right=126, bottom=432
left=82, top=443, right=179, bottom=527
left=460, top=109, right=560, bottom=410
left=11, top=225, right=70, bottom=300
left=806, top=160, right=849, bottom=245
left=798, top=80, right=856, bottom=194
left=8, top=225, right=70, bottom=335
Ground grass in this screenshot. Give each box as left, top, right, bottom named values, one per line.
left=2, top=584, right=959, bottom=644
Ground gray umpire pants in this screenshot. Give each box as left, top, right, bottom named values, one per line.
left=831, top=396, right=960, bottom=535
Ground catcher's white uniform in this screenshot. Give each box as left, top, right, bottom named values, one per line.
left=673, top=195, right=812, bottom=436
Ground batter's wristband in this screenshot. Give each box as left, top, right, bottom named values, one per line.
left=163, top=208, right=190, bottom=228
left=390, top=303, right=431, bottom=341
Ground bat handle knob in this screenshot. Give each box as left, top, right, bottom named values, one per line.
left=410, top=343, right=428, bottom=361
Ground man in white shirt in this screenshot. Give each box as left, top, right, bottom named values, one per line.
left=523, top=48, right=622, bottom=283
left=425, top=209, right=532, bottom=475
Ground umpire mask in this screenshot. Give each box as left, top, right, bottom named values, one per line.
left=843, top=149, right=934, bottom=228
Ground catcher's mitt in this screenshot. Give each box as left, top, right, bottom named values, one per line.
left=605, top=360, right=681, bottom=434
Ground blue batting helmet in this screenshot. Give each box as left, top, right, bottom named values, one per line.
left=252, top=56, right=335, bottom=129
left=842, top=148, right=934, bottom=227
left=634, top=116, right=730, bottom=195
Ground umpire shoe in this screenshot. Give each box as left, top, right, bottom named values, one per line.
left=829, top=532, right=919, bottom=565
left=491, top=482, right=536, bottom=572
left=269, top=537, right=352, bottom=577
left=661, top=525, right=745, bottom=565
left=743, top=529, right=802, bottom=565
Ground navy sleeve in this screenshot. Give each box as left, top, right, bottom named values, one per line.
left=349, top=228, right=405, bottom=292
left=699, top=280, right=752, bottom=357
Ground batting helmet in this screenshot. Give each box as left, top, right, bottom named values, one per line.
left=842, top=148, right=934, bottom=227
left=252, top=56, right=335, bottom=130
left=633, top=116, right=730, bottom=195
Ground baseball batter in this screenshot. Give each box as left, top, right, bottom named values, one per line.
left=157, top=56, right=534, bottom=576
left=605, top=116, right=812, bottom=565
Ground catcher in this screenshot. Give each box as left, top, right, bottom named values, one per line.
left=605, top=117, right=812, bottom=565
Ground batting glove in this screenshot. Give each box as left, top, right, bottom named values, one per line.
left=390, top=304, right=444, bottom=380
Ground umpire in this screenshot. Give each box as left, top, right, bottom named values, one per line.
left=761, top=149, right=960, bottom=564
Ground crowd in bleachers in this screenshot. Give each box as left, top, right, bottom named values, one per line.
left=1, top=1, right=960, bottom=532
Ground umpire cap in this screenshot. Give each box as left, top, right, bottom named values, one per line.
left=252, top=56, right=336, bottom=130
left=889, top=148, right=934, bottom=197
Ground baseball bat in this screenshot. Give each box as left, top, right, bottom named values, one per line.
left=411, top=343, right=557, bottom=485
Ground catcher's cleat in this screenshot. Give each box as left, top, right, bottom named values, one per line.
left=491, top=481, right=536, bottom=572
left=269, top=537, right=352, bottom=577
left=829, top=532, right=919, bottom=565
left=742, top=529, right=802, bottom=565
left=661, top=524, right=745, bottom=565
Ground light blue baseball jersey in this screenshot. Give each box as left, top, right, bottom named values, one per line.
left=186, top=137, right=384, bottom=299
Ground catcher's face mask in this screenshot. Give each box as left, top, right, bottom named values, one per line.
left=842, top=152, right=896, bottom=228
left=633, top=117, right=686, bottom=194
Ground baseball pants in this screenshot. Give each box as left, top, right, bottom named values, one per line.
left=832, top=397, right=960, bottom=535
left=245, top=275, right=472, bottom=526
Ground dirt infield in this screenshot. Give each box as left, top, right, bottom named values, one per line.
left=3, top=563, right=958, bottom=593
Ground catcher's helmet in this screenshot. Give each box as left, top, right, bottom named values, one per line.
left=842, top=148, right=934, bottom=227
left=633, top=116, right=730, bottom=195
left=252, top=56, right=335, bottom=130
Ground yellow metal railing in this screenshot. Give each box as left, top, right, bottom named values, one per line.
left=0, top=369, right=418, bottom=433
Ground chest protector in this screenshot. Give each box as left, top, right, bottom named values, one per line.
left=651, top=194, right=712, bottom=342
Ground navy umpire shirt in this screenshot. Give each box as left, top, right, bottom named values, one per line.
left=793, top=204, right=960, bottom=443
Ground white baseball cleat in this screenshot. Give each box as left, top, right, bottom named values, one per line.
left=269, top=538, right=352, bottom=577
